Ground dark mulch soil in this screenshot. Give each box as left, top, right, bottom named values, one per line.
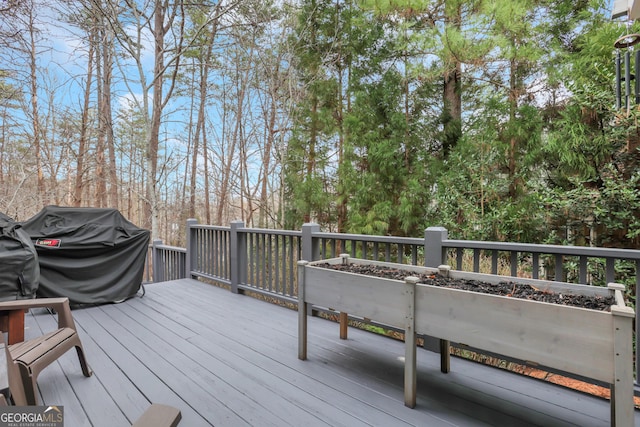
left=316, top=263, right=615, bottom=311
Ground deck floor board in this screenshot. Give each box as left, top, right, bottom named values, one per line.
left=16, top=278, right=640, bottom=427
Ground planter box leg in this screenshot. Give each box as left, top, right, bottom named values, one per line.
left=611, top=303, right=635, bottom=427
left=339, top=312, right=348, bottom=340
left=404, top=277, right=418, bottom=408
left=298, top=261, right=308, bottom=360
left=440, top=339, right=450, bottom=373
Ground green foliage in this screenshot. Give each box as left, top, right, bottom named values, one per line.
left=284, top=0, right=436, bottom=235
left=342, top=36, right=436, bottom=236
left=425, top=132, right=547, bottom=242
left=0, top=71, right=22, bottom=109
left=594, top=167, right=640, bottom=246
left=282, top=0, right=640, bottom=250
left=542, top=14, right=640, bottom=248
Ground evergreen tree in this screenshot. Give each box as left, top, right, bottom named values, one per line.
left=544, top=11, right=640, bottom=248
left=426, top=0, right=597, bottom=242
left=283, top=0, right=339, bottom=229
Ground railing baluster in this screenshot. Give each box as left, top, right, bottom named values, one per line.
left=473, top=249, right=480, bottom=272
left=579, top=255, right=588, bottom=284
left=289, top=235, right=295, bottom=294
left=555, top=254, right=563, bottom=281
left=203, top=229, right=208, bottom=275
left=258, top=232, right=262, bottom=287
left=217, top=229, right=221, bottom=277
left=491, top=250, right=498, bottom=275
left=225, top=229, right=228, bottom=277
left=204, top=228, right=209, bottom=275
left=606, top=258, right=615, bottom=284
left=262, top=233, right=267, bottom=290
left=510, top=252, right=518, bottom=277
left=267, top=233, right=271, bottom=292
left=636, top=259, right=640, bottom=384
left=275, top=236, right=281, bottom=294
left=249, top=233, right=255, bottom=286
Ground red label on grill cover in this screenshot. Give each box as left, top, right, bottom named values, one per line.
left=35, top=238, right=61, bottom=248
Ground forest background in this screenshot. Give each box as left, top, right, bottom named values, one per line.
left=0, top=0, right=639, bottom=249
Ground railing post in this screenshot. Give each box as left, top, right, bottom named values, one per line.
left=301, top=223, right=321, bottom=262
left=152, top=239, right=163, bottom=283
left=637, top=260, right=640, bottom=385
left=185, top=218, right=198, bottom=279
left=423, top=226, right=449, bottom=356
left=230, top=220, right=246, bottom=294
left=424, top=226, right=448, bottom=268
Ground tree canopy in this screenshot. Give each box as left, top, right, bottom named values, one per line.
left=0, top=0, right=638, bottom=249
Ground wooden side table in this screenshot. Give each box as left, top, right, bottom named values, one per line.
left=0, top=310, right=25, bottom=345
left=0, top=342, right=7, bottom=400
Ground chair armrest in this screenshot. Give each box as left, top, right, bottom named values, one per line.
left=0, top=298, right=75, bottom=331
left=0, top=298, right=69, bottom=312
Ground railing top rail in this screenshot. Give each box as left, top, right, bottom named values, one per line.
left=313, top=232, right=422, bottom=246
left=153, top=244, right=187, bottom=253
left=186, top=220, right=640, bottom=260
left=445, top=239, right=640, bottom=260
left=237, top=227, right=302, bottom=237
left=189, top=224, right=230, bottom=231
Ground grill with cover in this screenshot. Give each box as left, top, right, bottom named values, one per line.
left=20, top=206, right=150, bottom=305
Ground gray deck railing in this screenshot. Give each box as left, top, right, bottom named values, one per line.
left=151, top=219, right=640, bottom=383
left=150, top=240, right=187, bottom=283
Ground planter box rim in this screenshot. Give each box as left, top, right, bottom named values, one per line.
left=305, top=256, right=616, bottom=301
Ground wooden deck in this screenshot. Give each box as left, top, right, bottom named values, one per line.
left=21, top=278, right=640, bottom=427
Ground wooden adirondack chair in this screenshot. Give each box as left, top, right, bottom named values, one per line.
left=0, top=297, right=91, bottom=406
left=131, top=404, right=182, bottom=427
left=0, top=297, right=181, bottom=426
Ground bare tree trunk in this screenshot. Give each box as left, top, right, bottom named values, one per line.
left=145, top=0, right=167, bottom=236
left=75, top=21, right=95, bottom=207
left=336, top=19, right=349, bottom=234
left=260, top=92, right=277, bottom=228
left=144, top=0, right=183, bottom=237
left=305, top=3, right=318, bottom=224
left=442, top=2, right=462, bottom=158
left=305, top=95, right=318, bottom=224
left=508, top=56, right=519, bottom=198
left=215, top=86, right=230, bottom=225
left=0, top=108, right=5, bottom=186
left=190, top=16, right=218, bottom=220
left=203, top=128, right=211, bottom=224
left=103, top=24, right=118, bottom=208
left=127, top=126, right=134, bottom=219
left=95, top=27, right=107, bottom=207
left=217, top=83, right=240, bottom=225
left=27, top=4, right=45, bottom=205
left=185, top=62, right=196, bottom=219
left=188, top=66, right=200, bottom=220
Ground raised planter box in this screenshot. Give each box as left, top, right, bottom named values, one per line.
left=297, top=255, right=635, bottom=427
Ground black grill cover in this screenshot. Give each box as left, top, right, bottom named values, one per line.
left=20, top=206, right=150, bottom=305
left=0, top=213, right=39, bottom=301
